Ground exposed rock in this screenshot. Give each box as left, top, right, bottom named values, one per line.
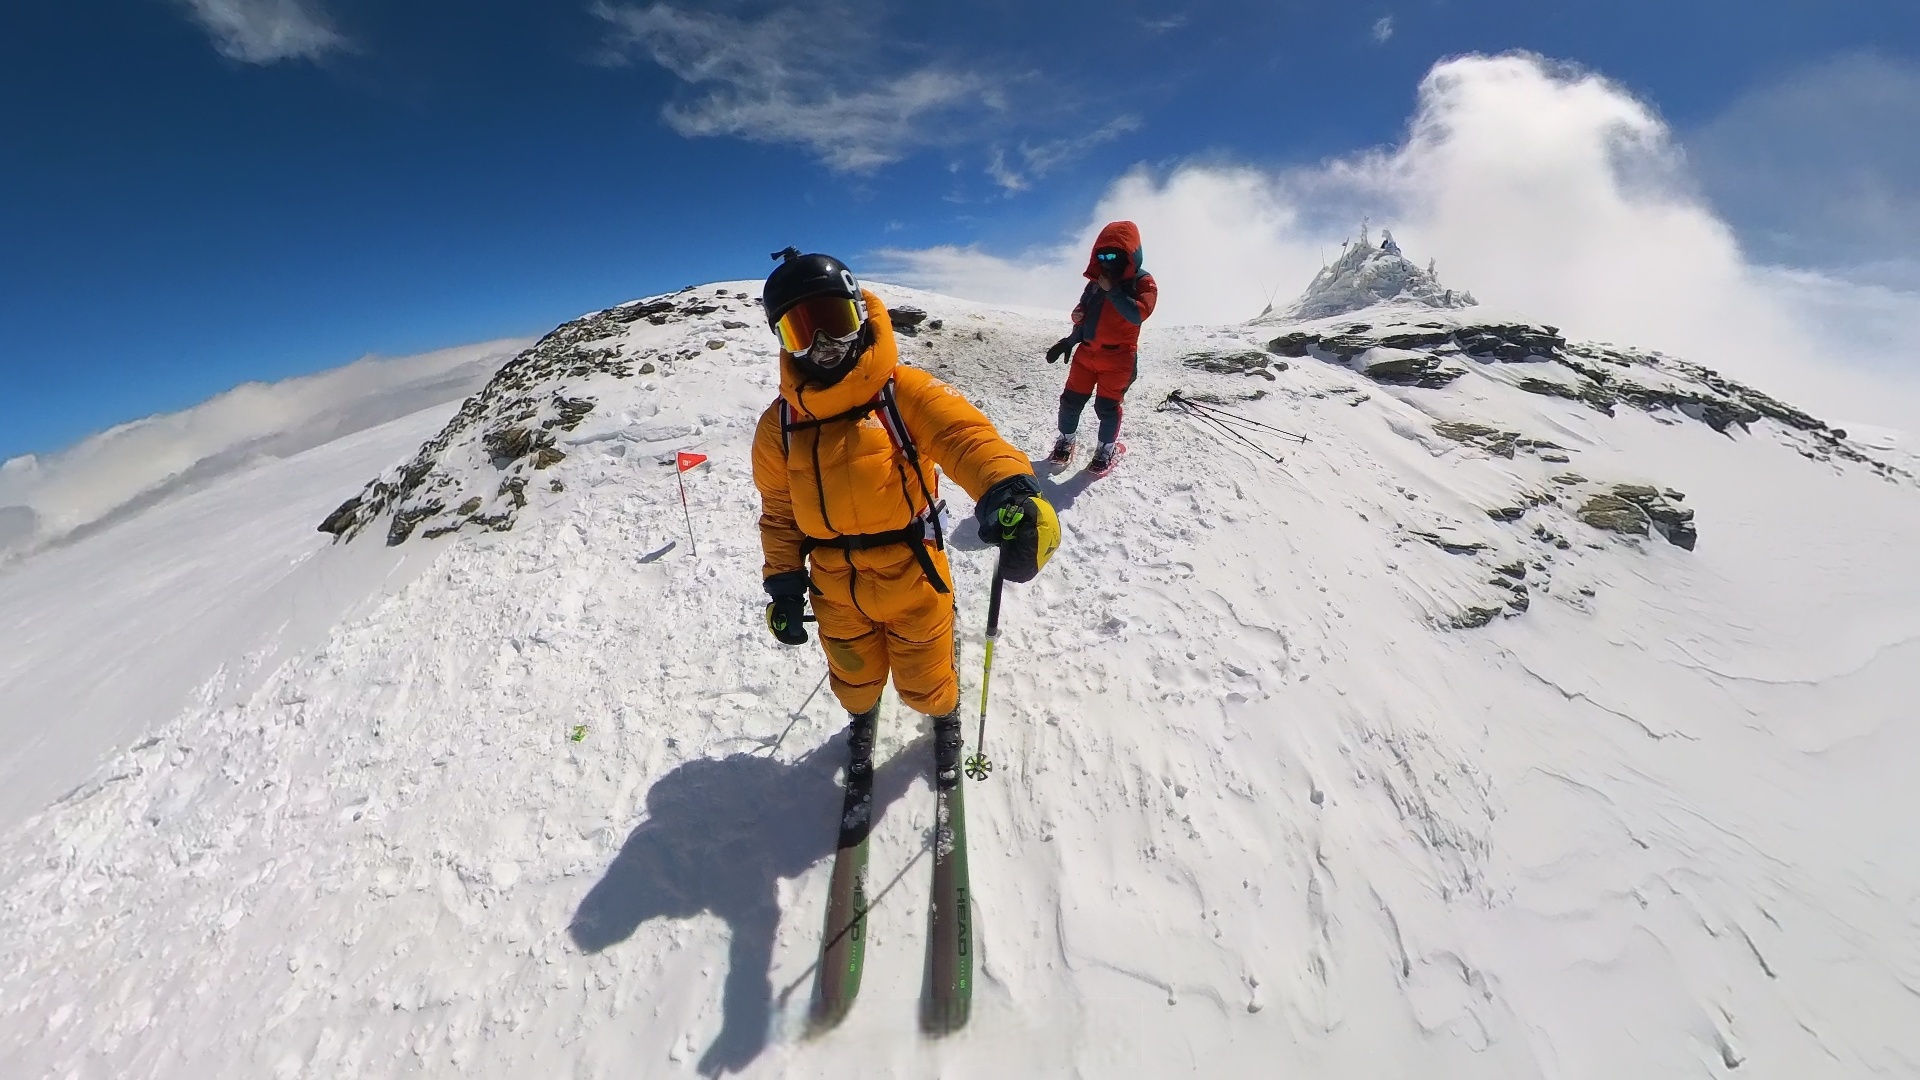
left=1265, top=332, right=1315, bottom=358
left=484, top=425, right=544, bottom=465
left=705, top=340, right=726, bottom=350
left=1354, top=348, right=1464, bottom=388
left=927, top=319, right=944, bottom=330
left=1183, top=350, right=1280, bottom=379
left=1611, top=484, right=1697, bottom=550
left=1434, top=421, right=1518, bottom=458
left=457, top=497, right=483, bottom=515
left=316, top=496, right=362, bottom=536
left=533, top=448, right=567, bottom=469
left=1409, top=530, right=1488, bottom=555
left=611, top=300, right=674, bottom=323
left=501, top=476, right=528, bottom=509
left=318, top=299, right=632, bottom=543
left=1454, top=324, right=1566, bottom=360
left=638, top=362, right=657, bottom=375
left=1577, top=494, right=1651, bottom=537
left=890, top=306, right=928, bottom=335
left=551, top=397, right=595, bottom=429
left=1449, top=606, right=1505, bottom=630
left=389, top=502, right=444, bottom=545
left=721, top=320, right=749, bottom=330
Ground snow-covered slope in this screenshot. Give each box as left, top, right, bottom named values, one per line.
left=3, top=260, right=1919, bottom=1078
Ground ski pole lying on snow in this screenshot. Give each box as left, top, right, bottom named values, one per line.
left=964, top=547, right=1008, bottom=782
left=1159, top=389, right=1307, bottom=463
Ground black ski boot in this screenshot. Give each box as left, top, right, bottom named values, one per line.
left=932, top=708, right=964, bottom=790
left=847, top=705, right=878, bottom=774
left=841, top=705, right=879, bottom=833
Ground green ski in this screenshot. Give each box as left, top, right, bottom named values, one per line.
left=922, top=738, right=974, bottom=1035
left=810, top=708, right=877, bottom=1033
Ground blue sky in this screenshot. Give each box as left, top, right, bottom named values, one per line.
left=3, top=0, right=1918, bottom=460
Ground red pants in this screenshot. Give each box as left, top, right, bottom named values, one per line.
left=1064, top=345, right=1136, bottom=400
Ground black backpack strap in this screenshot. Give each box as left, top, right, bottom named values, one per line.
left=801, top=523, right=950, bottom=594
left=874, top=380, right=916, bottom=465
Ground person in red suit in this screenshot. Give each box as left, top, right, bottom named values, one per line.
left=1045, top=220, right=1159, bottom=473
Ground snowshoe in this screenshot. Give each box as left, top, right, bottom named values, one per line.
left=1046, top=434, right=1076, bottom=469
left=1087, top=441, right=1126, bottom=477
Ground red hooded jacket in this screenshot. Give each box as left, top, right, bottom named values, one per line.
left=1068, top=220, right=1158, bottom=354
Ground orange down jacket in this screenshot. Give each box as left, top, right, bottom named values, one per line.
left=752, top=292, right=1033, bottom=714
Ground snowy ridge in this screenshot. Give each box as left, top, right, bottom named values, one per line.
left=3, top=273, right=1919, bottom=1077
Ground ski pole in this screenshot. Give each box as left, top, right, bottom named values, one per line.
left=675, top=467, right=698, bottom=557
left=964, top=537, right=1010, bottom=782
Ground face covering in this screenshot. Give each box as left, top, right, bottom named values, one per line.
left=795, top=327, right=860, bottom=386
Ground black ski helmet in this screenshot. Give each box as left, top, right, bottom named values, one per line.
left=763, top=247, right=865, bottom=324
left=764, top=247, right=871, bottom=385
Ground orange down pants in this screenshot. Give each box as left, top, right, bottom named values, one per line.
left=807, top=545, right=958, bottom=717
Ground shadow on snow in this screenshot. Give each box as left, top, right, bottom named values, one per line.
left=946, top=456, right=1102, bottom=558
left=569, top=728, right=926, bottom=1076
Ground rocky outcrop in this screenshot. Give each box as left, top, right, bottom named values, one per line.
left=1265, top=320, right=1576, bottom=391
left=319, top=288, right=749, bottom=544
left=1577, top=493, right=1650, bottom=537
left=889, top=306, right=928, bottom=335
left=1612, top=484, right=1697, bottom=550
left=1182, top=350, right=1286, bottom=379
left=1259, top=308, right=1910, bottom=486
left=1431, top=421, right=1566, bottom=462
left=1575, top=484, right=1697, bottom=549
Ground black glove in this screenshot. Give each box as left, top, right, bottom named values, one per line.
left=974, top=475, right=1059, bottom=583
left=1045, top=337, right=1075, bottom=364
left=763, top=570, right=810, bottom=645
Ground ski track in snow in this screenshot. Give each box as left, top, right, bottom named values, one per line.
left=3, top=283, right=1919, bottom=1078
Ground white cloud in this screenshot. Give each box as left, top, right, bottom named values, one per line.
left=0, top=340, right=525, bottom=558
left=1373, top=16, right=1395, bottom=44
left=987, top=148, right=1029, bottom=193
left=595, top=3, right=997, bottom=172
left=177, top=0, right=346, bottom=64
left=1023, top=116, right=1142, bottom=177
left=877, top=52, right=1920, bottom=431
left=987, top=116, right=1142, bottom=193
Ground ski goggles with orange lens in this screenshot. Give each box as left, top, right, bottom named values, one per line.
left=774, top=295, right=863, bottom=355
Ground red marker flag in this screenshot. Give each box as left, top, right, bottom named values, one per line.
left=673, top=450, right=706, bottom=557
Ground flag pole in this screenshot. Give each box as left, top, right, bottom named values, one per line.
left=676, top=464, right=698, bottom=557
